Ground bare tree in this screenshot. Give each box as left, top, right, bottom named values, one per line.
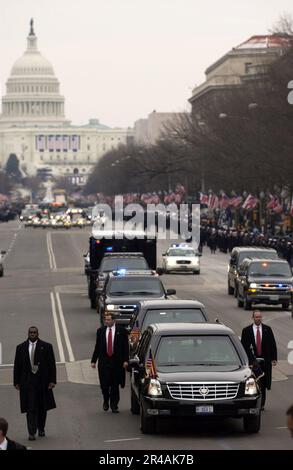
left=269, top=13, right=293, bottom=36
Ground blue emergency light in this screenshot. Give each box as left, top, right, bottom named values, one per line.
left=106, top=246, right=113, bottom=251
left=117, top=268, right=127, bottom=275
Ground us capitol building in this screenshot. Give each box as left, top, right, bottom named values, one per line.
left=0, top=20, right=134, bottom=184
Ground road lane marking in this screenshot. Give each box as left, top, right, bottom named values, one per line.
left=55, top=292, right=75, bottom=362
left=50, top=292, right=65, bottom=363
left=104, top=438, right=142, bottom=442
left=47, top=232, right=57, bottom=270
left=2, top=231, right=19, bottom=261
left=47, top=232, right=54, bottom=269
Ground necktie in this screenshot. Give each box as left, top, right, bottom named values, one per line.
left=30, top=342, right=35, bottom=369
left=107, top=328, right=113, bottom=357
left=256, top=326, right=262, bottom=357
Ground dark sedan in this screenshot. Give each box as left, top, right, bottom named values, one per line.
left=129, top=323, right=262, bottom=434
left=129, top=299, right=208, bottom=350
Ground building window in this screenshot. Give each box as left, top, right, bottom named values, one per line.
left=87, top=144, right=90, bottom=151
left=245, top=62, right=252, bottom=74
left=87, top=155, right=90, bottom=161
left=40, top=155, right=43, bottom=161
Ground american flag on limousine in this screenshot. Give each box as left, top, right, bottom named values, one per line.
left=146, top=348, right=157, bottom=378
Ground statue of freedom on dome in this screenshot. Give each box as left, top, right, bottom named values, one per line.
left=29, top=18, right=35, bottom=36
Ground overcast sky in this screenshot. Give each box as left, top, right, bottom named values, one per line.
left=0, top=0, right=292, bottom=128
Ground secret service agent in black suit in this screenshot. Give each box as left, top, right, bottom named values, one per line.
left=91, top=313, right=129, bottom=413
left=13, top=326, right=57, bottom=441
left=0, top=417, right=27, bottom=450
left=241, top=311, right=277, bottom=409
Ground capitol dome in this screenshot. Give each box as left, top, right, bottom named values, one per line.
left=0, top=19, right=68, bottom=126
left=11, top=51, right=55, bottom=77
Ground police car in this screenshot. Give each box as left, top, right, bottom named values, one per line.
left=162, top=243, right=201, bottom=274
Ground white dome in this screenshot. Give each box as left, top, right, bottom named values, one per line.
left=0, top=21, right=68, bottom=126
left=11, top=51, right=55, bottom=76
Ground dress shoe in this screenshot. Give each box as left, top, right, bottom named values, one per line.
left=111, top=408, right=119, bottom=413
left=28, top=435, right=36, bottom=441
left=103, top=401, right=109, bottom=411
left=261, top=406, right=265, bottom=411
left=38, top=430, right=45, bottom=437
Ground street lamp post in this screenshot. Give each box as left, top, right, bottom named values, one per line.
left=198, top=121, right=206, bottom=193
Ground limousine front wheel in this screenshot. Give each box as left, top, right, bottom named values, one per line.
left=243, top=413, right=261, bottom=433
left=140, top=404, right=156, bottom=434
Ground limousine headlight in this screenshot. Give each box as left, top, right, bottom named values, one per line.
left=106, top=304, right=115, bottom=311
left=245, top=377, right=258, bottom=395
left=148, top=379, right=162, bottom=397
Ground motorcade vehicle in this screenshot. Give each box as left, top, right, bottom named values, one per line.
left=129, top=323, right=262, bottom=434
left=97, top=270, right=176, bottom=326
left=86, top=227, right=157, bottom=309
left=236, top=258, right=293, bottom=310
left=227, top=247, right=278, bottom=296
left=162, top=243, right=201, bottom=274
left=129, top=299, right=208, bottom=350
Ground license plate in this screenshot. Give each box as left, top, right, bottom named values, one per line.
left=196, top=405, right=214, bottom=414
left=269, top=295, right=279, bottom=301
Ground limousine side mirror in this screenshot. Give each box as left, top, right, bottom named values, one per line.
left=162, top=253, right=166, bottom=257
left=156, top=267, right=163, bottom=276
left=1, top=250, right=6, bottom=255
left=166, top=288, right=176, bottom=296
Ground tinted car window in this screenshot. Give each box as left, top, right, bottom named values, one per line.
left=142, top=309, right=205, bottom=331
left=100, top=257, right=148, bottom=272
left=156, top=335, right=241, bottom=366
left=237, top=251, right=277, bottom=266
left=248, top=261, right=291, bottom=277
left=108, top=277, right=164, bottom=296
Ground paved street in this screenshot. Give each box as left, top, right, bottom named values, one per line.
left=0, top=221, right=292, bottom=449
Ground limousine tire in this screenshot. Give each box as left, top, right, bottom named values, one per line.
left=130, top=389, right=140, bottom=415
left=140, top=404, right=156, bottom=434
left=243, top=413, right=261, bottom=433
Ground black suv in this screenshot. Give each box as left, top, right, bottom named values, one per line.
left=86, top=252, right=149, bottom=309
left=129, top=299, right=208, bottom=350
left=237, top=258, right=293, bottom=310
left=228, top=247, right=278, bottom=297
left=97, top=271, right=176, bottom=326
left=129, top=323, right=261, bottom=434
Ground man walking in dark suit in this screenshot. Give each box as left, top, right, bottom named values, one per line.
left=241, top=311, right=277, bottom=410
left=0, top=417, right=26, bottom=450
left=13, top=326, right=57, bottom=440
left=91, top=313, right=129, bottom=413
